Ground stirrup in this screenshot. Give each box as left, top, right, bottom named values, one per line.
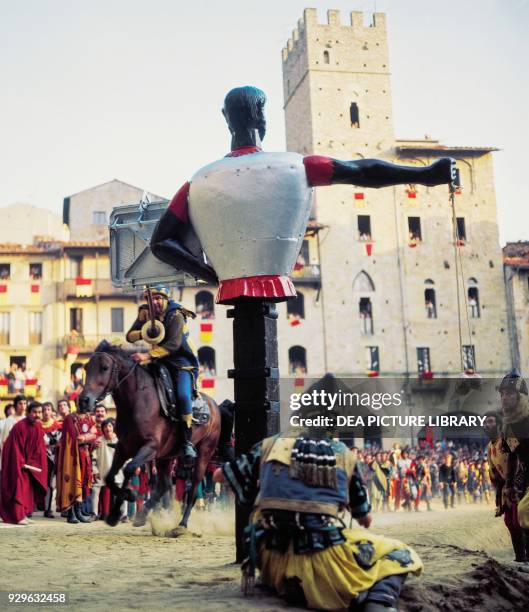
left=180, top=444, right=196, bottom=469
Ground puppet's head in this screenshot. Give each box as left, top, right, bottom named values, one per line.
left=222, top=86, right=267, bottom=149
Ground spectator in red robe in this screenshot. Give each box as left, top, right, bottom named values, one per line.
left=0, top=401, right=47, bottom=525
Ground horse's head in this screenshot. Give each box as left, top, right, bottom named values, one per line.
left=78, top=341, right=121, bottom=413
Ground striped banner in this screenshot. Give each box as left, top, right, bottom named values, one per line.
left=200, top=322, right=213, bottom=343
left=294, top=377, right=305, bottom=393
left=75, top=277, right=93, bottom=297
left=30, top=284, right=40, bottom=305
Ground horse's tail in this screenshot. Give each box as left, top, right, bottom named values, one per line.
left=217, top=399, right=235, bottom=462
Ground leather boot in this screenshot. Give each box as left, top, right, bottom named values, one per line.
left=67, top=507, right=79, bottom=524
left=180, top=419, right=197, bottom=468
left=74, top=502, right=91, bottom=523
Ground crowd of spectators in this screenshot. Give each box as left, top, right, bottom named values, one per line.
left=353, top=440, right=491, bottom=513
left=0, top=363, right=38, bottom=394
left=0, top=392, right=495, bottom=526
left=0, top=397, right=232, bottom=524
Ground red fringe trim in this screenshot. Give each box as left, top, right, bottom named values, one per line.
left=216, top=275, right=296, bottom=304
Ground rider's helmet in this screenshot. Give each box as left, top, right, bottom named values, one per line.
left=144, top=284, right=171, bottom=300
left=499, top=368, right=528, bottom=396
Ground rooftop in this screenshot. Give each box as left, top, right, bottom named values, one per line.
left=0, top=239, right=110, bottom=255
left=504, top=241, right=529, bottom=267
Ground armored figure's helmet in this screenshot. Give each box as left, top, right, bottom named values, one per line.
left=499, top=368, right=528, bottom=396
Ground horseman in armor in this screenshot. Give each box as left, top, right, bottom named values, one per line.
left=126, top=285, right=199, bottom=466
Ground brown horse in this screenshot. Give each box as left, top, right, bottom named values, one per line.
left=78, top=340, right=225, bottom=530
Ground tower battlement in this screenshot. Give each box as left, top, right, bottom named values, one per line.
left=282, top=8, right=386, bottom=63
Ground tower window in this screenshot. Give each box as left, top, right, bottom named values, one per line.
left=456, top=217, right=467, bottom=243
left=350, top=102, right=360, bottom=128
left=287, top=291, right=305, bottom=321
left=195, top=290, right=215, bottom=320
left=357, top=215, right=371, bottom=241
left=425, top=288, right=437, bottom=319
left=366, top=346, right=379, bottom=372
left=198, top=346, right=216, bottom=376
left=359, top=297, right=373, bottom=334
left=289, top=346, right=307, bottom=374
left=462, top=345, right=476, bottom=371
left=468, top=287, right=480, bottom=318
left=408, top=217, right=422, bottom=243
left=323, top=50, right=330, bottom=64
left=417, top=347, right=431, bottom=374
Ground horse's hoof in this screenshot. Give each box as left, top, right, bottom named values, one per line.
left=132, top=512, right=148, bottom=527
left=168, top=526, right=191, bottom=538
left=106, top=512, right=121, bottom=527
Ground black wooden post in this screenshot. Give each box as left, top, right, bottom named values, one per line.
left=227, top=299, right=280, bottom=562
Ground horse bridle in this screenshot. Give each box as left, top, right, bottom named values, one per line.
left=92, top=351, right=139, bottom=402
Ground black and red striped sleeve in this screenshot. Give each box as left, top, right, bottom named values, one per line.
left=304, top=155, right=455, bottom=189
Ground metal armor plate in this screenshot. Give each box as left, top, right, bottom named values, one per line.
left=189, top=151, right=313, bottom=280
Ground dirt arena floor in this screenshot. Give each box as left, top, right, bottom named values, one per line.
left=1, top=501, right=529, bottom=611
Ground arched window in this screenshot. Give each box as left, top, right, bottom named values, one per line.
left=287, top=291, right=305, bottom=320
left=468, top=287, right=480, bottom=318
left=425, top=288, right=437, bottom=319
left=198, top=346, right=216, bottom=376
left=359, top=297, right=373, bottom=334
left=289, top=346, right=307, bottom=374
left=353, top=271, right=375, bottom=293
left=195, top=290, right=214, bottom=320
left=424, top=279, right=435, bottom=285
left=323, top=50, right=330, bottom=64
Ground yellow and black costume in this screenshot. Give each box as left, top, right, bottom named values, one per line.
left=222, top=435, right=422, bottom=611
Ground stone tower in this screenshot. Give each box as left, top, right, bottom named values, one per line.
left=283, top=9, right=394, bottom=158
left=282, top=8, right=511, bottom=382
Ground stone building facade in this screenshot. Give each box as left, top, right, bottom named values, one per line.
left=0, top=235, right=140, bottom=409
left=275, top=8, right=513, bottom=440
left=281, top=9, right=511, bottom=382
left=64, top=179, right=164, bottom=241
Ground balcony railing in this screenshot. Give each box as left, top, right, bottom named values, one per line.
left=0, top=378, right=41, bottom=398
left=63, top=332, right=125, bottom=355
left=61, top=278, right=136, bottom=299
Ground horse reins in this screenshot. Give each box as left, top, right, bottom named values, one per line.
left=92, top=352, right=139, bottom=402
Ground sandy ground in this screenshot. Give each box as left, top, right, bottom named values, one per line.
left=1, top=500, right=529, bottom=612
